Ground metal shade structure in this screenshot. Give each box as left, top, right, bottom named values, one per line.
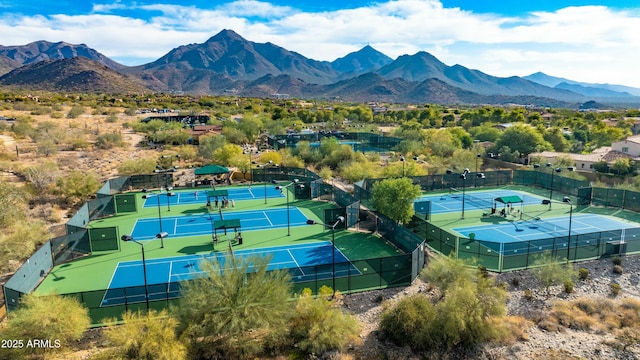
left=194, top=164, right=229, bottom=176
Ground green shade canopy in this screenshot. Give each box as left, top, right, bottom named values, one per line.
left=214, top=219, right=241, bottom=231
left=195, top=164, right=229, bottom=175
left=207, top=190, right=229, bottom=197
left=495, top=196, right=523, bottom=204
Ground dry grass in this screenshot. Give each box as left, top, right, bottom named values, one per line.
left=537, top=297, right=640, bottom=336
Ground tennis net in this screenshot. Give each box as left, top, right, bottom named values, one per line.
left=449, top=188, right=493, bottom=209
left=519, top=212, right=568, bottom=235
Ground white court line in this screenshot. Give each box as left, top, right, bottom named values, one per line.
left=287, top=249, right=306, bottom=276
left=173, top=218, right=178, bottom=235
left=248, top=188, right=256, bottom=198
left=263, top=211, right=274, bottom=226
left=167, top=260, right=173, bottom=287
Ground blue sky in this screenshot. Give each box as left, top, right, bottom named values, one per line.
left=1, top=0, right=640, bottom=87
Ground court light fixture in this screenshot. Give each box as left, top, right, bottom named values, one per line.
left=121, top=235, right=149, bottom=309
left=275, top=179, right=299, bottom=236
left=563, top=196, right=573, bottom=263
left=156, top=231, right=169, bottom=248
left=307, top=216, right=345, bottom=296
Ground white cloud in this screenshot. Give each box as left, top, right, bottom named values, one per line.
left=1, top=0, right=640, bottom=87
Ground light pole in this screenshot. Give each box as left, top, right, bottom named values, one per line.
left=244, top=149, right=258, bottom=186
left=547, top=163, right=562, bottom=210
left=447, top=168, right=470, bottom=219
left=155, top=193, right=164, bottom=247
left=262, top=160, right=274, bottom=205
left=475, top=153, right=481, bottom=187
left=166, top=187, right=174, bottom=212
left=274, top=179, right=300, bottom=236
left=400, top=155, right=405, bottom=177
left=309, top=216, right=345, bottom=296
left=563, top=196, right=573, bottom=263
left=121, top=235, right=149, bottom=309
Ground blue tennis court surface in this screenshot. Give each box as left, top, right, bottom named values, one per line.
left=131, top=207, right=309, bottom=240
left=142, top=186, right=284, bottom=208
left=101, top=242, right=359, bottom=306
left=419, top=189, right=545, bottom=214
left=453, top=214, right=638, bottom=245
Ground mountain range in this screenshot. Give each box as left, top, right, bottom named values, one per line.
left=1, top=29, right=639, bottom=107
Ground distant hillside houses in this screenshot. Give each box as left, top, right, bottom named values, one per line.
left=528, top=135, right=640, bottom=172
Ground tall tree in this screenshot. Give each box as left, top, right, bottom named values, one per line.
left=371, top=178, right=421, bottom=223
left=494, top=125, right=550, bottom=158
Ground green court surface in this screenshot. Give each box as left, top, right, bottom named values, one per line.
left=36, top=187, right=401, bottom=295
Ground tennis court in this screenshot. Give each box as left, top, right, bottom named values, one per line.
left=101, top=241, right=359, bottom=306
left=142, top=186, right=284, bottom=207
left=418, top=189, right=546, bottom=214
left=453, top=213, right=638, bottom=246
left=130, top=207, right=309, bottom=240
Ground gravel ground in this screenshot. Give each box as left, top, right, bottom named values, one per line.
left=341, top=254, right=640, bottom=360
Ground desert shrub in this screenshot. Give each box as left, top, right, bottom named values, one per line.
left=487, top=316, right=531, bottom=344
left=612, top=256, right=623, bottom=266
left=563, top=280, right=574, bottom=294
left=95, top=132, right=125, bottom=149
left=66, top=105, right=84, bottom=118
left=611, top=283, right=622, bottom=297
left=531, top=251, right=576, bottom=297
left=524, top=289, right=533, bottom=300
left=0, top=293, right=90, bottom=359
left=288, top=287, right=361, bottom=355
left=613, top=265, right=624, bottom=274
left=379, top=295, right=437, bottom=351
left=118, top=158, right=157, bottom=175
left=96, top=309, right=186, bottom=360
left=510, top=277, right=520, bottom=287
left=578, top=268, right=590, bottom=280
left=124, top=107, right=137, bottom=116
left=50, top=111, right=63, bottom=119
left=548, top=301, right=596, bottom=331
left=105, top=113, right=118, bottom=123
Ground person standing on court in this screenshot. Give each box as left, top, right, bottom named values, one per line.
left=231, top=199, right=235, bottom=208
left=214, top=196, right=219, bottom=208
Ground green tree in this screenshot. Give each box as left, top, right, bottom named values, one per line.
left=590, top=121, right=628, bottom=147
left=611, top=158, right=634, bottom=176
left=175, top=255, right=292, bottom=359
left=56, top=170, right=101, bottom=203
left=238, top=117, right=263, bottom=141
left=494, top=125, right=550, bottom=158
left=0, top=293, right=90, bottom=359
left=543, top=127, right=570, bottom=152
left=371, top=177, right=421, bottom=223
left=289, top=287, right=360, bottom=355
left=212, top=144, right=243, bottom=166
left=198, top=134, right=226, bottom=160
left=97, top=309, right=187, bottom=360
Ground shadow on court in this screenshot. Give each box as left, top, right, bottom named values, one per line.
left=178, top=244, right=213, bottom=255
